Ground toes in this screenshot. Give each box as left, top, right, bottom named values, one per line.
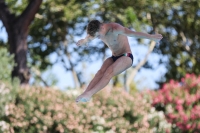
left=76, top=97, right=90, bottom=103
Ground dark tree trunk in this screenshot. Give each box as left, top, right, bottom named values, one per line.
left=0, top=0, right=42, bottom=84
left=8, top=24, right=30, bottom=84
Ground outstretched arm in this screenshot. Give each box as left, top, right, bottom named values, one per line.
left=112, top=23, right=163, bottom=42
left=76, top=35, right=95, bottom=46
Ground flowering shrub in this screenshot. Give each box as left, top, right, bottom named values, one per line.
left=151, top=74, right=200, bottom=132
left=0, top=81, right=171, bottom=133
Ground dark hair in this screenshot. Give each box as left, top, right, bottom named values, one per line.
left=87, top=20, right=101, bottom=37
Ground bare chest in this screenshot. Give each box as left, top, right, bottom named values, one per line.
left=101, top=33, right=119, bottom=47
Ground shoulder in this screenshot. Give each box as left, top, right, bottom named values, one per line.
left=109, top=23, right=123, bottom=29
left=103, top=23, right=122, bottom=30
left=107, top=23, right=125, bottom=34
left=103, top=23, right=127, bottom=35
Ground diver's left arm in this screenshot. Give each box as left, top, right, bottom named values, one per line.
left=112, top=23, right=163, bottom=42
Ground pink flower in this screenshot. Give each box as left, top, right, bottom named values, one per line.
left=166, top=95, right=172, bottom=103
left=166, top=129, right=170, bottom=133
left=185, top=95, right=197, bottom=106
left=176, top=105, right=183, bottom=111
left=190, top=95, right=197, bottom=102
left=196, top=93, right=200, bottom=100
left=179, top=110, right=185, bottom=118
left=191, top=123, right=196, bottom=129
left=153, top=95, right=164, bottom=104
left=181, top=77, right=185, bottom=83
left=167, top=113, right=177, bottom=120
left=185, top=73, right=192, bottom=79
left=177, top=124, right=185, bottom=130
left=182, top=115, right=188, bottom=123
left=176, top=99, right=184, bottom=105
left=186, top=100, right=191, bottom=106
left=190, top=113, right=196, bottom=120
left=169, top=79, right=174, bottom=84
left=176, top=122, right=182, bottom=127
left=151, top=73, right=200, bottom=132
left=186, top=124, right=191, bottom=130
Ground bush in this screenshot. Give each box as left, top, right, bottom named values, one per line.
left=0, top=81, right=171, bottom=133
left=151, top=74, right=200, bottom=133
left=0, top=81, right=18, bottom=133
left=0, top=48, right=15, bottom=82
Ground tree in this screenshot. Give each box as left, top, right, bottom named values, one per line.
left=125, top=41, right=156, bottom=92
left=0, top=0, right=42, bottom=84
left=153, top=0, right=200, bottom=84
left=0, top=0, right=90, bottom=87
left=27, top=0, right=91, bottom=88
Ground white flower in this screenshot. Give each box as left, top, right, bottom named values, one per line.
left=0, top=121, right=10, bottom=132
left=98, top=117, right=105, bottom=125
left=166, top=104, right=173, bottom=113
left=157, top=111, right=164, bottom=119
left=150, top=107, right=155, bottom=113
left=65, top=89, right=80, bottom=96
left=90, top=116, right=105, bottom=125
left=97, top=126, right=103, bottom=130
left=105, top=130, right=115, bottom=133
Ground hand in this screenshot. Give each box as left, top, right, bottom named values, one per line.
left=152, top=34, right=163, bottom=42
left=76, top=39, right=86, bottom=46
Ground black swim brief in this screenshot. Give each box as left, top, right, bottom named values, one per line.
left=111, top=53, right=134, bottom=64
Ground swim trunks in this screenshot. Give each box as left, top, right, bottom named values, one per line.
left=111, top=53, right=134, bottom=64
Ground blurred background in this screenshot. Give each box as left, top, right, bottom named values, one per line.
left=0, top=0, right=200, bottom=133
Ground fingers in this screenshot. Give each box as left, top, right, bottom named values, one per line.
left=76, top=39, right=85, bottom=46
left=156, top=34, right=162, bottom=38
left=76, top=40, right=82, bottom=46
left=76, top=42, right=80, bottom=46
left=158, top=34, right=163, bottom=39
left=156, top=34, right=163, bottom=41
left=152, top=34, right=162, bottom=43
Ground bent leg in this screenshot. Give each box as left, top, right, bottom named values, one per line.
left=76, top=56, right=132, bottom=102
left=83, top=57, right=114, bottom=93
left=76, top=57, right=113, bottom=102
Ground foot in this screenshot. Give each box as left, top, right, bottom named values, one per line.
left=76, top=92, right=92, bottom=103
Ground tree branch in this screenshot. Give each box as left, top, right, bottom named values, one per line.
left=125, top=41, right=156, bottom=91
left=17, top=0, right=42, bottom=30
left=0, top=0, right=15, bottom=31
left=32, top=66, right=49, bottom=87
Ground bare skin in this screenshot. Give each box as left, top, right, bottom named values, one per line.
left=76, top=22, right=163, bottom=102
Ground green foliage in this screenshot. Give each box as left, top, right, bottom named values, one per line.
left=30, top=66, right=59, bottom=87
left=5, top=0, right=29, bottom=16
left=123, top=7, right=141, bottom=31
left=0, top=48, right=15, bottom=82
left=0, top=82, right=171, bottom=133
left=148, top=0, right=200, bottom=83
left=28, top=0, right=88, bottom=71
left=129, top=82, right=138, bottom=95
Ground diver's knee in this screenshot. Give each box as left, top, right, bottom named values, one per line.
left=103, top=67, right=113, bottom=79
left=96, top=69, right=104, bottom=77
